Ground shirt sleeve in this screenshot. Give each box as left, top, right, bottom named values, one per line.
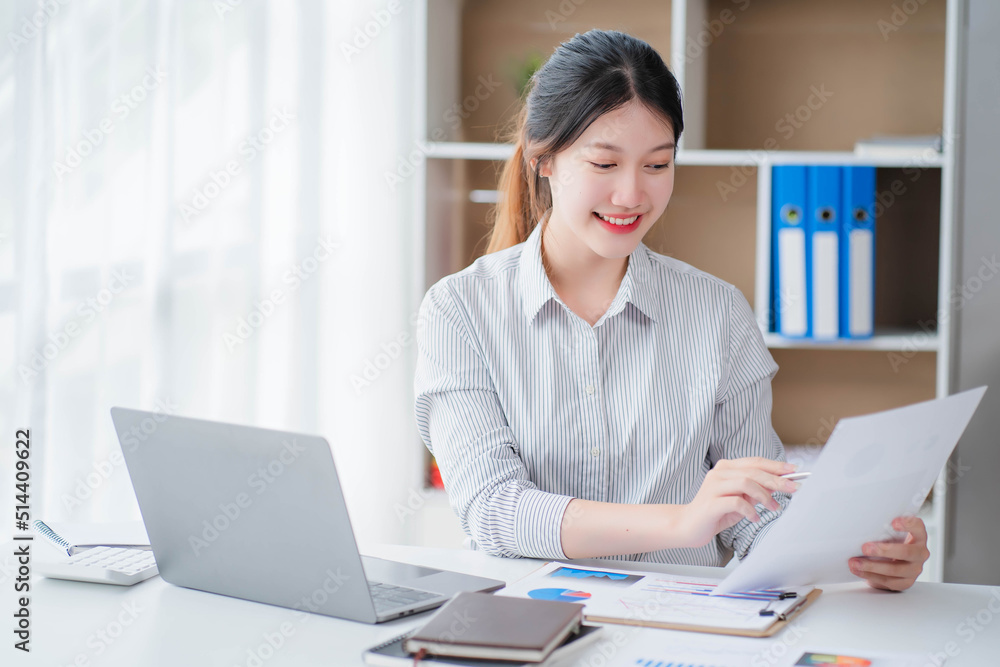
left=708, top=287, right=790, bottom=562
left=413, top=282, right=574, bottom=559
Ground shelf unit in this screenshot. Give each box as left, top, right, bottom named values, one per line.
left=414, top=0, right=960, bottom=579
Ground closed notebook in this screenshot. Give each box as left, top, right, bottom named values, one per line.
left=364, top=625, right=604, bottom=667
left=403, top=591, right=583, bottom=662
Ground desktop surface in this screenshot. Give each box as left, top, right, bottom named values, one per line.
left=4, top=542, right=998, bottom=666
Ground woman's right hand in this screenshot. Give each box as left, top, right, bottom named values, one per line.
left=679, top=457, right=799, bottom=548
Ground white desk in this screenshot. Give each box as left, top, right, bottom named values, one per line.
left=5, top=543, right=999, bottom=666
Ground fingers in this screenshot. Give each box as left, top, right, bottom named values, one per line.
left=861, top=539, right=930, bottom=563
left=711, top=476, right=780, bottom=511
left=713, top=459, right=800, bottom=496
left=860, top=571, right=915, bottom=592
left=893, top=515, right=928, bottom=542
left=708, top=467, right=796, bottom=509
left=848, top=518, right=930, bottom=593
left=747, top=468, right=800, bottom=496
left=725, top=496, right=761, bottom=523
left=849, top=556, right=923, bottom=592
left=719, top=457, right=796, bottom=476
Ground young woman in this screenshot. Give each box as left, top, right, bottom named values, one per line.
left=415, top=29, right=929, bottom=591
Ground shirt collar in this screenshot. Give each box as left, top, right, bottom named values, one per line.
left=517, top=217, right=660, bottom=325
left=517, top=220, right=556, bottom=324
left=615, top=241, right=659, bottom=323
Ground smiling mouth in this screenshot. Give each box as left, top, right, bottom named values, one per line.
left=594, top=212, right=641, bottom=226
left=593, top=211, right=643, bottom=232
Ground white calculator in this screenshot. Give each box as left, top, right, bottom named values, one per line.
left=36, top=546, right=159, bottom=586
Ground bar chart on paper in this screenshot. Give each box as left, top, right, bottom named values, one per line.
left=618, top=647, right=759, bottom=667
left=632, top=661, right=730, bottom=667
left=629, top=653, right=754, bottom=667
left=610, top=631, right=775, bottom=667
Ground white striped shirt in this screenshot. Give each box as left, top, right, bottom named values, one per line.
left=414, top=220, right=789, bottom=565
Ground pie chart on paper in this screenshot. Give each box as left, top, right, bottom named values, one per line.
left=527, top=588, right=592, bottom=602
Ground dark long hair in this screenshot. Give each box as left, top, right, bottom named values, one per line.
left=486, top=29, right=684, bottom=253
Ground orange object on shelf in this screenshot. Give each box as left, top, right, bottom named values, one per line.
left=428, top=457, right=444, bottom=489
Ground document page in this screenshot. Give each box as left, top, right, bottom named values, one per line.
left=498, top=562, right=813, bottom=633
left=716, top=386, right=986, bottom=594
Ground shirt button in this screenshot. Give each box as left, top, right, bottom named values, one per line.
left=590, top=447, right=600, bottom=457
left=585, top=384, right=596, bottom=395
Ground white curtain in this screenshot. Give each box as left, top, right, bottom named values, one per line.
left=2, top=0, right=424, bottom=549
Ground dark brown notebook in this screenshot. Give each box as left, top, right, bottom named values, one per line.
left=403, top=591, right=584, bottom=662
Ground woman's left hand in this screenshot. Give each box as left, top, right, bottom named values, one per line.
left=848, top=515, right=930, bottom=591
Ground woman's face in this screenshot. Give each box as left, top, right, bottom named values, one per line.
left=538, top=101, right=676, bottom=261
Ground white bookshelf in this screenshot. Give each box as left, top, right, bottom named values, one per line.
left=414, top=0, right=960, bottom=579
left=762, top=331, right=939, bottom=352
left=424, top=143, right=948, bottom=169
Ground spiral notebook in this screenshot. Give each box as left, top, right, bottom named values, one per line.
left=34, top=520, right=151, bottom=556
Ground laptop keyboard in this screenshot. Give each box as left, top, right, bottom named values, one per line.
left=368, top=581, right=441, bottom=612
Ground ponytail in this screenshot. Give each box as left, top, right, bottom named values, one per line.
left=486, top=108, right=551, bottom=254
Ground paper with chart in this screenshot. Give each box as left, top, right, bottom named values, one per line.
left=608, top=632, right=933, bottom=667
left=715, top=386, right=987, bottom=595
left=496, top=562, right=813, bottom=633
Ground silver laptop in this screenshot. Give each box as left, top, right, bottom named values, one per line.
left=110, top=407, right=504, bottom=623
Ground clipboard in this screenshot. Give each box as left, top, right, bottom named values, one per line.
left=497, top=561, right=821, bottom=638
left=584, top=588, right=822, bottom=638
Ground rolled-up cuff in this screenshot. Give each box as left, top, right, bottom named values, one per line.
left=739, top=517, right=779, bottom=560
left=513, top=489, right=575, bottom=560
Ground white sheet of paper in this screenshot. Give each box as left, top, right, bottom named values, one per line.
left=715, top=386, right=987, bottom=594
left=606, top=629, right=784, bottom=667
left=609, top=632, right=932, bottom=667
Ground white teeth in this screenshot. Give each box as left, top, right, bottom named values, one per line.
left=598, top=213, right=639, bottom=225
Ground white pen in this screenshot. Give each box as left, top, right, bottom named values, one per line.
left=780, top=471, right=812, bottom=481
